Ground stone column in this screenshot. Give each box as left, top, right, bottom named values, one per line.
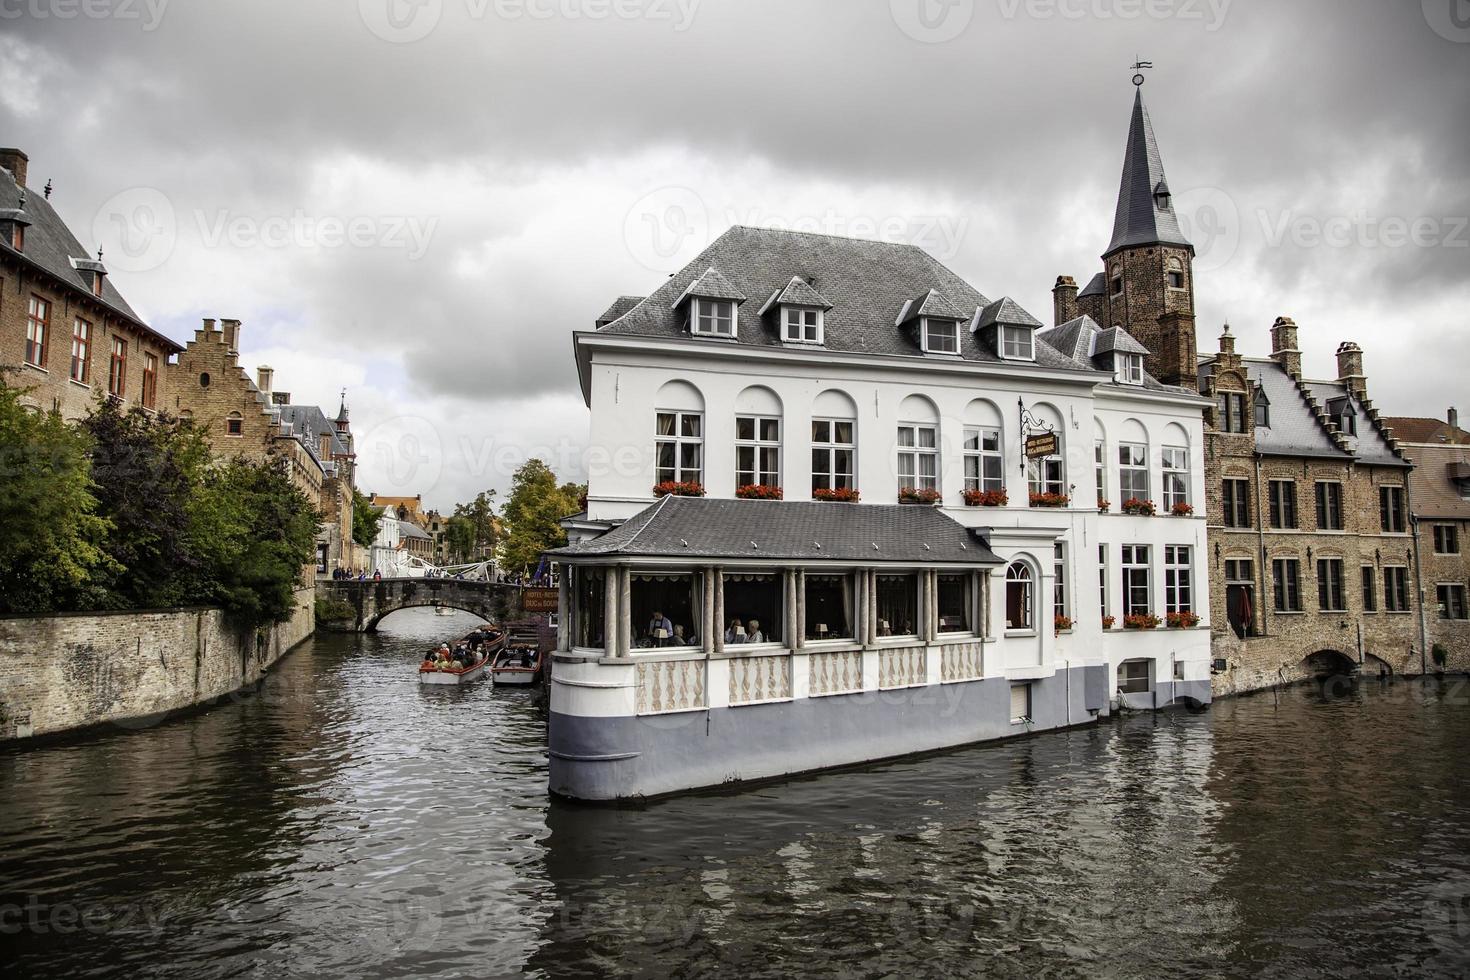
left=602, top=566, right=618, bottom=657
left=702, top=566, right=715, bottom=655
left=618, top=567, right=633, bottom=659
left=795, top=568, right=807, bottom=650
left=784, top=568, right=799, bottom=648
left=557, top=570, right=572, bottom=652
left=866, top=569, right=879, bottom=648
left=713, top=567, right=726, bottom=654
left=923, top=570, right=936, bottom=642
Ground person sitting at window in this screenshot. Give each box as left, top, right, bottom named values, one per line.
left=674, top=624, right=697, bottom=646
left=725, top=618, right=746, bottom=645
left=647, top=610, right=674, bottom=646
left=745, top=619, right=765, bottom=644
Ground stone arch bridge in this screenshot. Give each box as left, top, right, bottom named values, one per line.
left=316, top=578, right=528, bottom=632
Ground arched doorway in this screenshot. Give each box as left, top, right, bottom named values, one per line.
left=1302, top=649, right=1357, bottom=679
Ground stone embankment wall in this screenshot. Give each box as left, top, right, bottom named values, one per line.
left=0, top=587, right=314, bottom=742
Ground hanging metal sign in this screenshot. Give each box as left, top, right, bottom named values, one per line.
left=1024, top=432, right=1059, bottom=459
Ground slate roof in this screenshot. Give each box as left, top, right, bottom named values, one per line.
left=1240, top=359, right=1348, bottom=459
left=1305, top=381, right=1402, bottom=466
left=278, top=403, right=350, bottom=458
left=1094, top=326, right=1150, bottom=356
left=678, top=267, right=746, bottom=304
left=594, top=225, right=1088, bottom=371
left=1035, top=315, right=1184, bottom=395
left=1106, top=90, right=1192, bottom=256
left=398, top=519, right=431, bottom=541
left=0, top=163, right=181, bottom=353
left=1382, top=417, right=1470, bottom=445
left=548, top=495, right=1003, bottom=566
left=1077, top=272, right=1107, bottom=299
left=900, top=287, right=967, bottom=324
left=975, top=295, right=1043, bottom=330
left=596, top=295, right=646, bottom=327
left=760, top=275, right=832, bottom=312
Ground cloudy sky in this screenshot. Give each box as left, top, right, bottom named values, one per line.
left=4, top=0, right=1467, bottom=511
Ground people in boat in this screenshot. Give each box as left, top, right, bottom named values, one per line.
left=421, top=653, right=437, bottom=669
left=647, top=610, right=674, bottom=646
left=725, top=618, right=746, bottom=645
left=746, top=619, right=765, bottom=644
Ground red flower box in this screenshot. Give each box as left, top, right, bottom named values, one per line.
left=1102, top=615, right=1116, bottom=630
left=1029, top=492, right=1070, bottom=508
left=652, top=480, right=705, bottom=498
left=736, top=484, right=784, bottom=500
left=1123, top=613, right=1161, bottom=630
left=1170, top=501, right=1195, bottom=517
left=1166, top=611, right=1201, bottom=629
left=1054, top=614, right=1074, bottom=633
left=963, top=489, right=1009, bottom=507
left=1121, top=498, right=1156, bottom=516
left=813, top=487, right=861, bottom=503
left=1097, top=498, right=1111, bottom=513
left=899, top=486, right=943, bottom=505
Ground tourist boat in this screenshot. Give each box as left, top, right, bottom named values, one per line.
left=418, top=627, right=505, bottom=686
left=491, top=643, right=543, bottom=686
left=434, top=605, right=455, bottom=617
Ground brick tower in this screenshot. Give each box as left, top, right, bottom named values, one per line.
left=1070, top=84, right=1198, bottom=387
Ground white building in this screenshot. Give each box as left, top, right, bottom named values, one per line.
left=549, top=112, right=1212, bottom=803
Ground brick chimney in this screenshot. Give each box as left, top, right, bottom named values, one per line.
left=220, top=318, right=241, bottom=354
left=1450, top=407, right=1460, bottom=431
left=0, top=148, right=28, bottom=188
left=1052, top=276, right=1078, bottom=326
left=257, top=365, right=274, bottom=396
left=1335, top=341, right=1366, bottom=400
left=1270, top=316, right=1302, bottom=380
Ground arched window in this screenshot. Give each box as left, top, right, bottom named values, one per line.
left=226, top=411, right=243, bottom=437
left=812, top=389, right=858, bottom=497
left=655, top=380, right=704, bottom=488
left=1005, top=562, right=1033, bottom=632
left=1166, top=255, right=1185, bottom=290
left=734, top=385, right=782, bottom=492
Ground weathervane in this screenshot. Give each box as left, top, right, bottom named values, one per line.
left=1131, top=59, right=1153, bottom=87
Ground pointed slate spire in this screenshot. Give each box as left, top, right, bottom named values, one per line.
left=1105, top=89, right=1191, bottom=256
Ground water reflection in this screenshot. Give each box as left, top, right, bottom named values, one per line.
left=3, top=614, right=1469, bottom=978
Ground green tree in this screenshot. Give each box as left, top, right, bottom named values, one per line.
left=351, top=486, right=382, bottom=549
left=81, top=398, right=213, bottom=609
left=443, top=514, right=476, bottom=564
left=498, top=459, right=584, bottom=574
left=0, top=377, right=116, bottom=613
left=450, top=490, right=498, bottom=562
left=190, top=458, right=320, bottom=628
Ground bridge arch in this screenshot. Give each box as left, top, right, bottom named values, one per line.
left=317, top=578, right=519, bottom=632
left=1302, top=649, right=1357, bottom=678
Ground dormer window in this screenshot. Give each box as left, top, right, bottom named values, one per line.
left=1153, top=180, right=1173, bottom=211
left=1000, top=325, right=1034, bottom=361
left=1340, top=408, right=1357, bottom=436
left=782, top=307, right=823, bottom=344
left=1253, top=386, right=1271, bottom=428
left=693, top=298, right=735, bottom=337
left=1110, top=267, right=1123, bottom=297
left=922, top=318, right=959, bottom=355
left=1117, top=353, right=1144, bottom=385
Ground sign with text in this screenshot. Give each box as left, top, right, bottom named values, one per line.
left=522, top=587, right=559, bottom=613
left=1024, top=432, right=1059, bottom=459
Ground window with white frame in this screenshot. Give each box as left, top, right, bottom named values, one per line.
left=1095, top=440, right=1106, bottom=502
left=735, top=416, right=780, bottom=489
left=1118, top=354, right=1144, bottom=385
left=1162, top=446, right=1189, bottom=510
left=656, top=410, right=703, bottom=484
left=811, top=419, right=855, bottom=493
left=1121, top=544, right=1151, bottom=616
left=692, top=298, right=735, bottom=336
left=1005, top=562, right=1033, bottom=631
left=1098, top=544, right=1109, bottom=620
left=1054, top=543, right=1068, bottom=620
left=1028, top=454, right=1065, bottom=498
left=1000, top=325, right=1034, bottom=361
left=897, top=424, right=939, bottom=494
left=783, top=307, right=822, bottom=344
left=1118, top=443, right=1149, bottom=502
left=1165, top=545, right=1192, bottom=613
left=963, top=427, right=1004, bottom=493
left=1119, top=659, right=1151, bottom=694
left=922, top=318, right=959, bottom=355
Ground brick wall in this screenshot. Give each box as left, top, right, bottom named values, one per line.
left=2, top=258, right=172, bottom=421
left=0, top=587, right=314, bottom=742
left=1101, top=244, right=1197, bottom=386
left=1420, top=518, right=1470, bottom=672
left=165, top=319, right=275, bottom=465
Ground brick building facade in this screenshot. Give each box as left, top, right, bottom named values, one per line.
left=1054, top=86, right=1427, bottom=695
left=1, top=148, right=181, bottom=418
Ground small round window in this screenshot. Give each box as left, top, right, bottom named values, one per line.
left=200, top=372, right=211, bottom=388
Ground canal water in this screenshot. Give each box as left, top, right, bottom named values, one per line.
left=3, top=608, right=1469, bottom=978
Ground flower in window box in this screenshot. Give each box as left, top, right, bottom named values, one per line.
left=1123, top=613, right=1161, bottom=630
left=1120, top=498, right=1156, bottom=516
left=736, top=484, right=784, bottom=500
left=1165, top=611, right=1200, bottom=629
left=1028, top=492, right=1071, bottom=508
left=812, top=487, right=861, bottom=503
left=963, top=488, right=1008, bottom=507
left=899, top=486, right=943, bottom=505
left=1097, top=498, right=1111, bottom=513
left=1054, top=614, right=1074, bottom=634
left=652, top=480, right=706, bottom=498
left=1102, top=615, right=1116, bottom=630
left=1170, top=501, right=1194, bottom=517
